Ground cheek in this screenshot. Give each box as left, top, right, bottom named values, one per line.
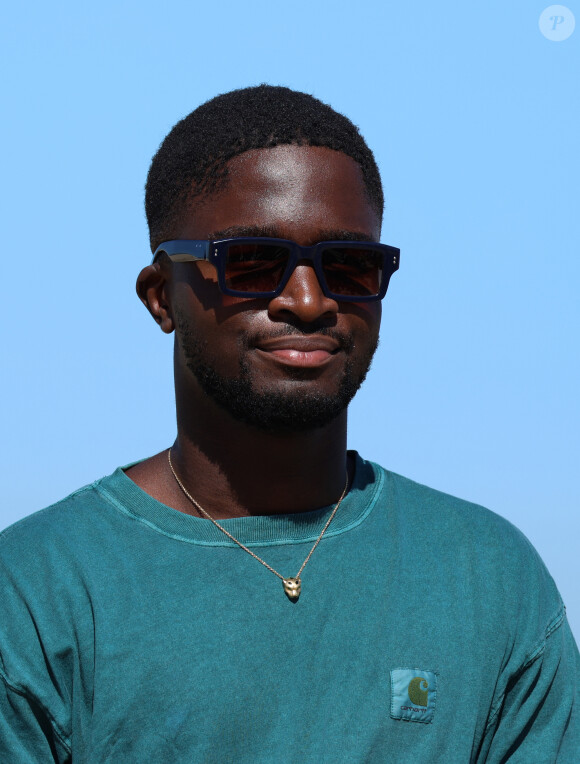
left=343, top=303, right=381, bottom=340
left=174, top=263, right=220, bottom=303
left=358, top=301, right=382, bottom=325
left=174, top=263, right=260, bottom=319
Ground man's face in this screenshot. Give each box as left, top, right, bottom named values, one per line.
left=167, top=144, right=382, bottom=432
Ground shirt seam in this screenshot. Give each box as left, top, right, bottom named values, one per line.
left=93, top=466, right=385, bottom=548
left=484, top=604, right=566, bottom=733
left=0, top=666, right=72, bottom=753
left=0, top=484, right=98, bottom=544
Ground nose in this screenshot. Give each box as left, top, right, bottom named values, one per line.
left=267, top=262, right=338, bottom=324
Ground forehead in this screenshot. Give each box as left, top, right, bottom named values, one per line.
left=176, top=144, right=381, bottom=243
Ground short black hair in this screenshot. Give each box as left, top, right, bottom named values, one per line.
left=145, top=84, right=384, bottom=250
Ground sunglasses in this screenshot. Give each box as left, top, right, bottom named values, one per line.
left=153, top=238, right=400, bottom=302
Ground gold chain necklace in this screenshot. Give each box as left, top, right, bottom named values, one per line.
left=167, top=449, right=349, bottom=601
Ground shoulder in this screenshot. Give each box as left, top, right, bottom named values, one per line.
left=368, top=460, right=564, bottom=623
left=0, top=471, right=126, bottom=571
left=365, top=461, right=575, bottom=692
left=0, top=472, right=127, bottom=674
left=377, top=463, right=540, bottom=553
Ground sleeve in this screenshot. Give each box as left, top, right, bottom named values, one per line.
left=482, top=608, right=580, bottom=762
left=0, top=520, right=75, bottom=763
left=0, top=673, right=72, bottom=763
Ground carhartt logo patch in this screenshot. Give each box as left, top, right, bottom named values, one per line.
left=390, top=669, right=437, bottom=723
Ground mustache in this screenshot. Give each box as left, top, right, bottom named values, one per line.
left=245, top=325, right=354, bottom=353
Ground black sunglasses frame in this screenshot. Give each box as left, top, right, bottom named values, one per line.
left=152, top=238, right=400, bottom=302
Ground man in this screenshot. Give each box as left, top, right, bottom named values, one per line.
left=0, top=85, right=577, bottom=762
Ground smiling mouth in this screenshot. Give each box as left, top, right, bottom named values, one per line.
left=253, top=335, right=341, bottom=368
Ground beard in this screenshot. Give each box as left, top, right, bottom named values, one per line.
left=175, top=311, right=378, bottom=434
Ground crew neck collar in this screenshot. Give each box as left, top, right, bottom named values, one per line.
left=95, top=452, right=384, bottom=547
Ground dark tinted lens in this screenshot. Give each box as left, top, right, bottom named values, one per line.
left=224, top=243, right=291, bottom=294
left=321, top=247, right=383, bottom=296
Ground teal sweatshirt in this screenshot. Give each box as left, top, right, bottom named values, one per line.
left=0, top=454, right=578, bottom=762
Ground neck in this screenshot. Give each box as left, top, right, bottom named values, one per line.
left=172, top=385, right=350, bottom=519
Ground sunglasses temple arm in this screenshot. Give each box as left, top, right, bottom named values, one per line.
left=151, top=240, right=211, bottom=265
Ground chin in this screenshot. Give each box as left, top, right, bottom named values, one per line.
left=195, top=361, right=367, bottom=433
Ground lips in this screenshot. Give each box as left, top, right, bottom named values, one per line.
left=254, top=335, right=341, bottom=367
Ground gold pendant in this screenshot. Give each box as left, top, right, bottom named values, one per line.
left=283, top=577, right=301, bottom=601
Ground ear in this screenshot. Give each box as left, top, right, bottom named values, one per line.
left=136, top=262, right=175, bottom=334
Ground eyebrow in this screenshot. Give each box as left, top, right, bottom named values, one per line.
left=207, top=225, right=377, bottom=243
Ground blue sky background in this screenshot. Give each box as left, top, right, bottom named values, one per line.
left=1, top=2, right=578, bottom=637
